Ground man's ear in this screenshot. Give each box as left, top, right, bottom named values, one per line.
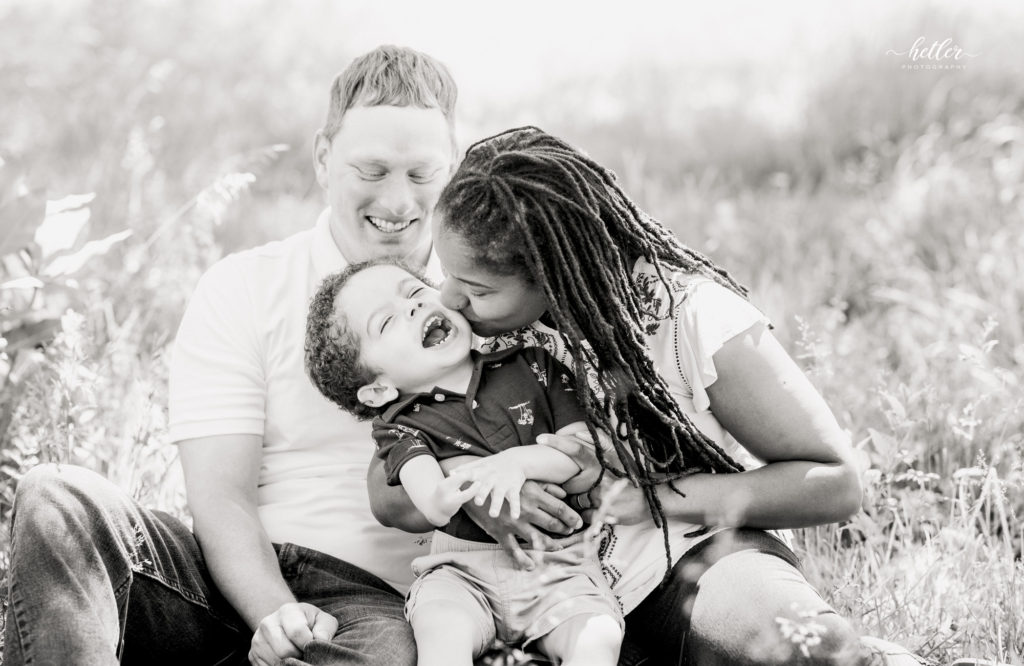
left=357, top=380, right=399, bottom=408
left=312, top=129, right=331, bottom=190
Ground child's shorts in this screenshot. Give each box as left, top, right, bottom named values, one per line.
left=406, top=530, right=623, bottom=656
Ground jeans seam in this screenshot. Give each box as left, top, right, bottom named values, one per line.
left=8, top=581, right=32, bottom=665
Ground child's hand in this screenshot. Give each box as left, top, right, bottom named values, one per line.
left=448, top=459, right=527, bottom=519
left=433, top=474, right=479, bottom=520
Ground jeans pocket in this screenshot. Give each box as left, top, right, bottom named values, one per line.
left=275, top=542, right=308, bottom=581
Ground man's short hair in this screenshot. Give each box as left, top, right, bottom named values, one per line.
left=321, top=45, right=458, bottom=142
left=305, top=257, right=426, bottom=420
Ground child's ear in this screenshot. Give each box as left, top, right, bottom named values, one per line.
left=357, top=380, right=399, bottom=408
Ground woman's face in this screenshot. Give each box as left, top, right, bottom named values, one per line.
left=432, top=218, right=549, bottom=337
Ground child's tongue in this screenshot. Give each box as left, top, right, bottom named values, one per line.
left=424, top=327, right=447, bottom=347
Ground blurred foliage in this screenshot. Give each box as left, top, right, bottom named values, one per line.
left=1, top=0, right=1023, bottom=662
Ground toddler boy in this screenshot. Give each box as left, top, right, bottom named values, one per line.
left=304, top=258, right=622, bottom=666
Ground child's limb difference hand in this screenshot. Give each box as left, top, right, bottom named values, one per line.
left=398, top=456, right=473, bottom=527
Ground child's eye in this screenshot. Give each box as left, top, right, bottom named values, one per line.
left=409, top=286, right=424, bottom=297
left=380, top=315, right=393, bottom=334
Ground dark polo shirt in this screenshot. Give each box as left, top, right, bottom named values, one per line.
left=372, top=345, right=585, bottom=543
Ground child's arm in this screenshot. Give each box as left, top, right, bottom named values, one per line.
left=398, top=456, right=477, bottom=528
left=447, top=421, right=590, bottom=519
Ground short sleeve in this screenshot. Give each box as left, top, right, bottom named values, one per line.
left=527, top=347, right=587, bottom=430
left=372, top=417, right=436, bottom=486
left=168, top=256, right=267, bottom=442
left=673, top=281, right=771, bottom=413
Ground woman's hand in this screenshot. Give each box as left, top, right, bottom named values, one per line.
left=581, top=475, right=656, bottom=526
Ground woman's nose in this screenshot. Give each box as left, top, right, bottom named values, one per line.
left=439, top=281, right=468, bottom=311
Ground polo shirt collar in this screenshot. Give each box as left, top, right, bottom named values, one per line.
left=378, top=345, right=524, bottom=421
left=311, top=208, right=346, bottom=279
left=311, top=208, right=445, bottom=282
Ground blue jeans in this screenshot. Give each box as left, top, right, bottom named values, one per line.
left=619, top=528, right=870, bottom=666
left=2, top=464, right=416, bottom=666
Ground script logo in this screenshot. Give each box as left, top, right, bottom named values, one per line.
left=886, top=37, right=979, bottom=70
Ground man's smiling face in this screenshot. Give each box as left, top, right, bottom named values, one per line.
left=335, top=263, right=474, bottom=396
left=314, top=104, right=453, bottom=267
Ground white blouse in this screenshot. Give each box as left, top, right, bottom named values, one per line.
left=483, top=258, right=785, bottom=612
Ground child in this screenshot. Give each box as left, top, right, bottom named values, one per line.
left=304, top=258, right=622, bottom=666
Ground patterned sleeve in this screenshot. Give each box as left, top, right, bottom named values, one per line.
left=371, top=416, right=436, bottom=486
left=524, top=347, right=588, bottom=431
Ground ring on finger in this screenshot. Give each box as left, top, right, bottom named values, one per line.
left=568, top=492, right=591, bottom=512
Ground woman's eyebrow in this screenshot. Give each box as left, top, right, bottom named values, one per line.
left=449, top=274, right=491, bottom=289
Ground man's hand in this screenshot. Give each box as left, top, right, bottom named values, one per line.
left=448, top=457, right=528, bottom=519
left=248, top=602, right=337, bottom=666
left=460, top=480, right=583, bottom=570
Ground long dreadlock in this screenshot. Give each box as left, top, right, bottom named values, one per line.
left=437, top=127, right=751, bottom=573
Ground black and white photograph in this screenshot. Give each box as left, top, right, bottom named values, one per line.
left=1, top=1, right=1021, bottom=664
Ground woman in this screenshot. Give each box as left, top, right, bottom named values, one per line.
left=429, top=127, right=916, bottom=665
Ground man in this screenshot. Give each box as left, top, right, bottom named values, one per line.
left=3, top=45, right=565, bottom=666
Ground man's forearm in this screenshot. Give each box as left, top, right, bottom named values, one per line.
left=191, top=495, right=296, bottom=630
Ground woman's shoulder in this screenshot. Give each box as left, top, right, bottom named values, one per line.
left=632, top=258, right=758, bottom=335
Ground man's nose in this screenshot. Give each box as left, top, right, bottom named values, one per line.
left=439, top=281, right=468, bottom=311
left=378, top=175, right=415, bottom=218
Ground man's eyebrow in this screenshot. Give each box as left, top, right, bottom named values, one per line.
left=347, top=154, right=446, bottom=168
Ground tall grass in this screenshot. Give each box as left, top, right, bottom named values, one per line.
left=1, top=1, right=1021, bottom=663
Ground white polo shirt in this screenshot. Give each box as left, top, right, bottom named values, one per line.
left=169, top=209, right=438, bottom=592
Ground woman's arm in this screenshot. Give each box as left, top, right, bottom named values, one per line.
left=585, top=321, right=863, bottom=529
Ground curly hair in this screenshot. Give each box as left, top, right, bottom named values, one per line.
left=304, top=257, right=426, bottom=420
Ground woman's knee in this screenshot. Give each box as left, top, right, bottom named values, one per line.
left=686, top=546, right=867, bottom=665
left=770, top=611, right=866, bottom=665
left=687, top=610, right=865, bottom=665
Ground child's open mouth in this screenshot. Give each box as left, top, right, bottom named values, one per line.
left=421, top=313, right=454, bottom=348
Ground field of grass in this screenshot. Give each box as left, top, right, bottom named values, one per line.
left=2, top=1, right=1022, bottom=663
